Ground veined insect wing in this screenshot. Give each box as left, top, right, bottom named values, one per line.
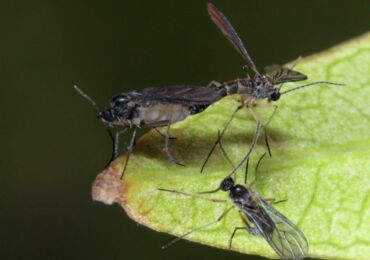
left=207, top=3, right=260, bottom=76
left=243, top=197, right=308, bottom=259
left=264, top=64, right=308, bottom=84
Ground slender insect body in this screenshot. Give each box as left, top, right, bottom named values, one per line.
left=100, top=85, right=225, bottom=128
left=75, top=84, right=229, bottom=177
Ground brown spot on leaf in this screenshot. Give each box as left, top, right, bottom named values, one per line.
left=91, top=156, right=125, bottom=205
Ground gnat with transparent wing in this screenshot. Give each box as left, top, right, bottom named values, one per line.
left=201, top=3, right=344, bottom=171
left=207, top=2, right=343, bottom=107
left=74, top=84, right=227, bottom=178
left=159, top=123, right=308, bottom=260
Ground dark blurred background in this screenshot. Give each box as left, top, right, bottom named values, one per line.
left=0, top=0, right=368, bottom=259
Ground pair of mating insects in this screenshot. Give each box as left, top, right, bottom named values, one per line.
left=76, top=3, right=343, bottom=259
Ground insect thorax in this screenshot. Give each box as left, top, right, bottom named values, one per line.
left=229, top=185, right=256, bottom=209
left=252, top=75, right=276, bottom=100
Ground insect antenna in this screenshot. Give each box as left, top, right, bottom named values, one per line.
left=160, top=206, right=233, bottom=249
left=74, top=85, right=122, bottom=168
left=158, top=188, right=226, bottom=203
left=73, top=85, right=101, bottom=113
left=161, top=221, right=218, bottom=249
left=280, top=81, right=346, bottom=96
left=157, top=188, right=230, bottom=249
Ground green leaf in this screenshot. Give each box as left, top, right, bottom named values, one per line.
left=92, top=33, right=370, bottom=260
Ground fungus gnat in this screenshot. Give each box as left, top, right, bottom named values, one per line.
left=159, top=123, right=308, bottom=259
left=201, top=3, right=345, bottom=172
left=75, top=84, right=228, bottom=178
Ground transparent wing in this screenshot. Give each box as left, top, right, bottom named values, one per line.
left=207, top=3, right=259, bottom=76
left=140, top=85, right=223, bottom=105
left=265, top=64, right=307, bottom=84
left=246, top=199, right=308, bottom=260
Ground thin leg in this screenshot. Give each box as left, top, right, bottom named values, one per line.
left=264, top=198, right=288, bottom=205
left=217, top=130, right=235, bottom=169
left=238, top=211, right=258, bottom=236
left=250, top=153, right=266, bottom=187
left=244, top=157, right=249, bottom=185
left=120, top=127, right=137, bottom=179
left=162, top=206, right=234, bottom=249
left=207, top=80, right=223, bottom=88
left=200, top=105, right=243, bottom=173
left=163, top=124, right=184, bottom=166
left=229, top=227, right=246, bottom=249
left=105, top=127, right=127, bottom=167
left=105, top=128, right=116, bottom=167
left=249, top=104, right=278, bottom=157
left=154, top=127, right=177, bottom=140
left=248, top=107, right=262, bottom=125
left=114, top=130, right=121, bottom=158
left=264, top=129, right=272, bottom=157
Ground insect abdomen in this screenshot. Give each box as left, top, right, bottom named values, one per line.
left=136, top=103, right=191, bottom=127
left=217, top=80, right=251, bottom=96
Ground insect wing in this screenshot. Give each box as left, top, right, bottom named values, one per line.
left=265, top=64, right=307, bottom=84
left=245, top=198, right=308, bottom=260
left=141, top=85, right=223, bottom=105
left=207, top=3, right=259, bottom=76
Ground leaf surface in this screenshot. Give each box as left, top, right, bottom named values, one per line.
left=92, top=33, right=370, bottom=260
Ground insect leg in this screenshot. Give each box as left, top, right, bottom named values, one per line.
left=229, top=227, right=246, bottom=249
left=163, top=124, right=185, bottom=166
left=249, top=152, right=267, bottom=187
left=239, top=211, right=259, bottom=236
left=120, top=127, right=137, bottom=179
left=105, top=127, right=128, bottom=168
left=200, top=105, right=243, bottom=173
left=244, top=157, right=249, bottom=184
left=207, top=80, right=223, bottom=88
left=229, top=210, right=258, bottom=249
left=264, top=198, right=288, bottom=205
left=153, top=127, right=177, bottom=140
left=248, top=104, right=278, bottom=157
left=161, top=206, right=234, bottom=249
left=217, top=130, right=235, bottom=169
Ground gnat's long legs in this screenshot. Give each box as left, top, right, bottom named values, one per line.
left=154, top=127, right=177, bottom=140
left=120, top=127, right=137, bottom=179
left=216, top=130, right=235, bottom=170
left=201, top=105, right=243, bottom=173
left=163, top=124, right=185, bottom=166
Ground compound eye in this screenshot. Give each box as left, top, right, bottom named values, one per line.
left=112, top=96, right=127, bottom=106
left=270, top=89, right=281, bottom=101
left=99, top=110, right=115, bottom=123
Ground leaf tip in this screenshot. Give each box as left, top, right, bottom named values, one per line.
left=91, top=157, right=125, bottom=205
